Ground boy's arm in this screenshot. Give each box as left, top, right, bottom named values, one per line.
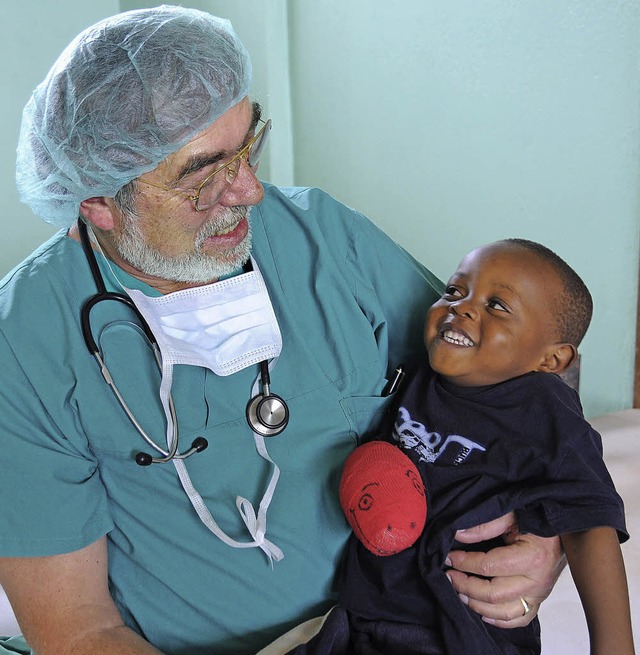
left=561, top=526, right=635, bottom=655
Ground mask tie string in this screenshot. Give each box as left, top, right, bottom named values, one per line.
left=170, top=360, right=284, bottom=565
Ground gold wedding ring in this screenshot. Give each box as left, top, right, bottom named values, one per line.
left=520, top=597, right=533, bottom=616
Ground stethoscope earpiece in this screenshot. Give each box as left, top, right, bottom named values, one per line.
left=135, top=436, right=209, bottom=467
left=135, top=451, right=154, bottom=467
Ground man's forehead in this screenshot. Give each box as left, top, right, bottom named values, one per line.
left=154, top=98, right=255, bottom=177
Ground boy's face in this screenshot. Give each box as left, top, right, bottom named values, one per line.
left=425, top=243, right=564, bottom=387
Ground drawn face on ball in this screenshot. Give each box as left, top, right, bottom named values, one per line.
left=340, top=442, right=427, bottom=556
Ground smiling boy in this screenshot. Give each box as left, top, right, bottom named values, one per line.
left=291, top=239, right=634, bottom=655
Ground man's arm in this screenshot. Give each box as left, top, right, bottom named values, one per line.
left=0, top=537, right=164, bottom=655
left=446, top=512, right=566, bottom=627
left=562, top=526, right=634, bottom=655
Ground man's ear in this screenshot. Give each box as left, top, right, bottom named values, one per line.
left=79, top=197, right=119, bottom=231
left=538, top=343, right=578, bottom=375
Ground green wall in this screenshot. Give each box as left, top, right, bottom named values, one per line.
left=3, top=1, right=639, bottom=418
left=208, top=0, right=640, bottom=419
left=0, top=1, right=120, bottom=263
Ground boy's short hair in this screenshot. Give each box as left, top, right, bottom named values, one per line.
left=503, top=239, right=593, bottom=347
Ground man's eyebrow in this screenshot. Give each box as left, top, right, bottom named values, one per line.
left=169, top=102, right=264, bottom=186
left=251, top=101, right=263, bottom=131
left=170, top=152, right=226, bottom=185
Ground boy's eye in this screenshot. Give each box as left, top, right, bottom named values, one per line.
left=487, top=298, right=508, bottom=312
left=443, top=285, right=463, bottom=298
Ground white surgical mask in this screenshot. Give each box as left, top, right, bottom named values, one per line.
left=118, top=258, right=284, bottom=563
left=124, top=259, right=282, bottom=376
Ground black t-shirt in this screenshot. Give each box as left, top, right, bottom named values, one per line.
left=338, top=366, right=627, bottom=655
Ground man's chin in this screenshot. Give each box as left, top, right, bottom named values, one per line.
left=180, top=236, right=253, bottom=283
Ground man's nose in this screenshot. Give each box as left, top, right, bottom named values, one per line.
left=219, top=158, right=264, bottom=207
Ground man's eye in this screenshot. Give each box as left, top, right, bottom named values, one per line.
left=488, top=299, right=508, bottom=312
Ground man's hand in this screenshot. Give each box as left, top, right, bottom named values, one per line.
left=445, top=512, right=566, bottom=628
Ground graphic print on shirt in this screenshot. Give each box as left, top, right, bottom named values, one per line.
left=392, top=406, right=486, bottom=466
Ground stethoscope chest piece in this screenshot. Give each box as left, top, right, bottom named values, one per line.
left=246, top=391, right=289, bottom=437
left=246, top=361, right=289, bottom=437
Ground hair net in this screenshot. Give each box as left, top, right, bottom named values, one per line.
left=16, top=5, right=252, bottom=228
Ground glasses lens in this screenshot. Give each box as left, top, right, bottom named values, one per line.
left=247, top=119, right=272, bottom=169
left=195, top=119, right=271, bottom=211
left=196, top=160, right=240, bottom=211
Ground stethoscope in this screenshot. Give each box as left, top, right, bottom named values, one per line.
left=78, top=219, right=289, bottom=466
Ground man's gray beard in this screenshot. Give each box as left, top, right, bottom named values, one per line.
left=114, top=206, right=253, bottom=284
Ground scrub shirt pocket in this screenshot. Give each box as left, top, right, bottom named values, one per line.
left=340, top=394, right=397, bottom=443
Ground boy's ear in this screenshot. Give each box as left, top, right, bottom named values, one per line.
left=79, top=196, right=119, bottom=231
left=538, top=343, right=578, bottom=375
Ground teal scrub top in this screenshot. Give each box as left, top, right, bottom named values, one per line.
left=0, top=185, right=442, bottom=654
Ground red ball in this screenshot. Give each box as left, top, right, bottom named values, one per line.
left=339, top=441, right=427, bottom=556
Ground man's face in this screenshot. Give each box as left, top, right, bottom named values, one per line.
left=425, top=243, right=563, bottom=386
left=103, top=98, right=264, bottom=290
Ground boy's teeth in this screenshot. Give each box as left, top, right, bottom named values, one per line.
left=443, top=330, right=474, bottom=347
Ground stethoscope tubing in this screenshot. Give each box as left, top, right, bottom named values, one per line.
left=78, top=219, right=198, bottom=464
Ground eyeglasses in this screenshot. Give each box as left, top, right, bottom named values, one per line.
left=138, top=118, right=271, bottom=211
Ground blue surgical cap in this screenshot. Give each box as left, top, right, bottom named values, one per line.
left=16, top=5, right=252, bottom=228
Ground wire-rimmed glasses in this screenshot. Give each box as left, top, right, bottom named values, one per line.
left=138, top=118, right=271, bottom=211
